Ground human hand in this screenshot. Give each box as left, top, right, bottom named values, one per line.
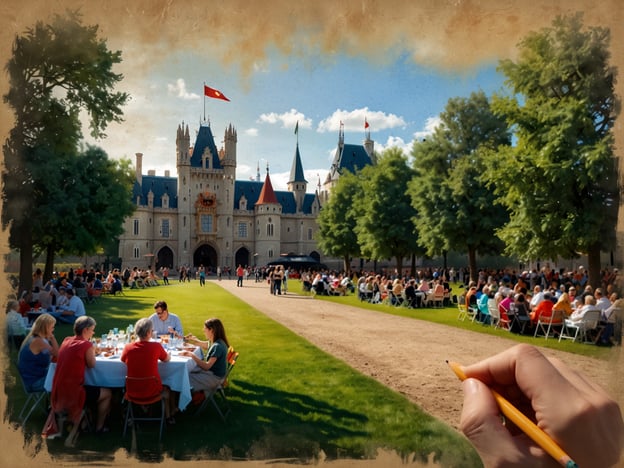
left=458, top=344, right=623, bottom=467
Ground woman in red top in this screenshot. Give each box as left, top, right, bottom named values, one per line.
left=121, top=317, right=176, bottom=423
left=49, top=316, right=112, bottom=435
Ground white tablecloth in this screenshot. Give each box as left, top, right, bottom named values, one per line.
left=44, top=353, right=196, bottom=411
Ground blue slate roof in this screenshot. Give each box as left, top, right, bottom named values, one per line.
left=190, top=124, right=222, bottom=169
left=133, top=175, right=178, bottom=208
left=332, top=143, right=373, bottom=175
left=234, top=180, right=315, bottom=215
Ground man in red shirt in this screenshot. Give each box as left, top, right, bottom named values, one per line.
left=121, top=318, right=176, bottom=424
left=236, top=264, right=245, bottom=287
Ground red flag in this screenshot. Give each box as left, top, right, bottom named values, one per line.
left=364, top=118, right=369, bottom=129
left=204, top=84, right=230, bottom=102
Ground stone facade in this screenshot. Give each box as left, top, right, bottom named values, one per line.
left=118, top=120, right=375, bottom=273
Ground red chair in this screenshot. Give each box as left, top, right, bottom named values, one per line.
left=123, top=376, right=166, bottom=441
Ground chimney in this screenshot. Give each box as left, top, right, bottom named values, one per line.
left=148, top=170, right=156, bottom=176
left=165, top=170, right=170, bottom=177
left=135, top=153, right=143, bottom=185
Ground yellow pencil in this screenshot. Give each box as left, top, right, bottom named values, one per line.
left=447, top=360, right=578, bottom=468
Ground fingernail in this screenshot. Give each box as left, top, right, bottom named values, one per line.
left=462, top=378, right=480, bottom=395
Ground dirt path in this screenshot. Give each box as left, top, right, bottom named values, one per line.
left=214, top=278, right=621, bottom=430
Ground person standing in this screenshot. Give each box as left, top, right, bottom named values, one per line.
left=161, top=266, right=169, bottom=285
left=198, top=265, right=206, bottom=287
left=282, top=267, right=289, bottom=294
left=149, top=300, right=184, bottom=338
left=236, top=264, right=244, bottom=287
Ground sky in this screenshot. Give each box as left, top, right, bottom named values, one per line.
left=3, top=1, right=621, bottom=196
left=85, top=50, right=506, bottom=192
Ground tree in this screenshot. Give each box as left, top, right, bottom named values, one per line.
left=355, top=147, right=418, bottom=276
left=485, top=13, right=619, bottom=288
left=2, top=11, right=128, bottom=291
left=409, top=91, right=510, bottom=283
left=34, top=147, right=136, bottom=280
left=316, top=170, right=363, bottom=275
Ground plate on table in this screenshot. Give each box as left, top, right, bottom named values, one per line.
left=177, top=345, right=196, bottom=352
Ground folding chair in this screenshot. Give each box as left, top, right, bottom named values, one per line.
left=487, top=300, right=501, bottom=328
left=196, top=349, right=239, bottom=421
left=457, top=303, right=476, bottom=322
left=18, top=374, right=48, bottom=425
left=533, top=309, right=564, bottom=340
left=123, top=376, right=166, bottom=441
left=559, top=310, right=602, bottom=343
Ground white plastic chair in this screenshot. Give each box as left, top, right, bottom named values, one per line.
left=559, top=309, right=602, bottom=343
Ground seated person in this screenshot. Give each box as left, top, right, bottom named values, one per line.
left=46, top=316, right=111, bottom=437
left=601, top=293, right=624, bottom=345
left=404, top=279, right=420, bottom=308
left=50, top=288, right=85, bottom=324
left=182, top=318, right=229, bottom=394
left=18, top=313, right=59, bottom=392
left=530, top=292, right=558, bottom=325
left=509, top=293, right=531, bottom=334
left=552, top=292, right=573, bottom=317
left=477, top=286, right=491, bottom=324
left=18, top=290, right=33, bottom=315
left=149, top=300, right=183, bottom=338
left=111, top=275, right=123, bottom=295
left=37, top=286, right=54, bottom=311
left=121, top=318, right=177, bottom=424
left=6, top=299, right=27, bottom=348
left=54, top=287, right=70, bottom=310
left=568, top=295, right=597, bottom=322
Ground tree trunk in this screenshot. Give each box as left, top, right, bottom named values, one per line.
left=18, top=226, right=33, bottom=294
left=410, top=253, right=416, bottom=279
left=442, top=250, right=448, bottom=270
left=468, top=246, right=478, bottom=284
left=44, top=245, right=56, bottom=284
left=586, top=242, right=602, bottom=290
left=395, top=255, right=403, bottom=278
left=343, top=254, right=350, bottom=276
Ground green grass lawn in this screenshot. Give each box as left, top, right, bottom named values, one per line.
left=4, top=280, right=481, bottom=466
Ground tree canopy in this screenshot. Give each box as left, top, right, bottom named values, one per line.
left=315, top=169, right=363, bottom=275
left=355, top=147, right=417, bottom=275
left=409, top=90, right=510, bottom=282
left=2, top=11, right=129, bottom=291
left=484, top=13, right=619, bottom=288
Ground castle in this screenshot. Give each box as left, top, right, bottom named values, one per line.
left=117, top=120, right=375, bottom=273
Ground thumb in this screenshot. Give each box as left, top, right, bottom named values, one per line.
left=460, top=378, right=528, bottom=466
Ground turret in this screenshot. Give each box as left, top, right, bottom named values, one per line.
left=176, top=122, right=191, bottom=166
left=287, top=143, right=307, bottom=213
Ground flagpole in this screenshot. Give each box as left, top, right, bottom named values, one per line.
left=203, top=82, right=206, bottom=123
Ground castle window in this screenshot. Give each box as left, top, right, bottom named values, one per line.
left=238, top=222, right=247, bottom=238
left=201, top=214, right=213, bottom=233
left=268, top=249, right=274, bottom=258
left=133, top=246, right=140, bottom=259
left=161, top=219, right=170, bottom=238
left=133, top=219, right=139, bottom=236
left=162, top=193, right=169, bottom=209
left=308, top=228, right=313, bottom=240
left=266, top=223, right=274, bottom=237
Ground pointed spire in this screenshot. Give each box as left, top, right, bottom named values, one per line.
left=288, top=143, right=307, bottom=183
left=256, top=166, right=278, bottom=205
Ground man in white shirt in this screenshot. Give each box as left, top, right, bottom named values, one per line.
left=51, top=288, right=86, bottom=324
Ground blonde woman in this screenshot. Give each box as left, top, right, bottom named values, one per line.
left=18, top=313, right=59, bottom=392
left=552, top=292, right=573, bottom=317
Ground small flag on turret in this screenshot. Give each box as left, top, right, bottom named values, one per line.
left=294, top=121, right=299, bottom=135
left=364, top=118, right=369, bottom=129
left=204, top=84, right=230, bottom=102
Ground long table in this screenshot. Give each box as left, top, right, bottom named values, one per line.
left=44, top=353, right=196, bottom=411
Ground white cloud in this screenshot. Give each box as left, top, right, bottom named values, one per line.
left=317, top=107, right=406, bottom=133
left=413, top=116, right=441, bottom=140
left=257, top=108, right=312, bottom=131
left=245, top=128, right=259, bottom=137
left=167, top=78, right=200, bottom=100
left=376, top=135, right=412, bottom=155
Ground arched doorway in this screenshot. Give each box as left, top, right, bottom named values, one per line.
left=194, top=244, right=218, bottom=272
left=309, top=251, right=321, bottom=262
left=156, top=246, right=174, bottom=270
left=235, top=247, right=250, bottom=268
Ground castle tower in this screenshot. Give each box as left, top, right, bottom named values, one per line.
left=176, top=121, right=192, bottom=267
left=222, top=124, right=237, bottom=182
left=287, top=143, right=307, bottom=213
left=254, top=165, right=282, bottom=266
